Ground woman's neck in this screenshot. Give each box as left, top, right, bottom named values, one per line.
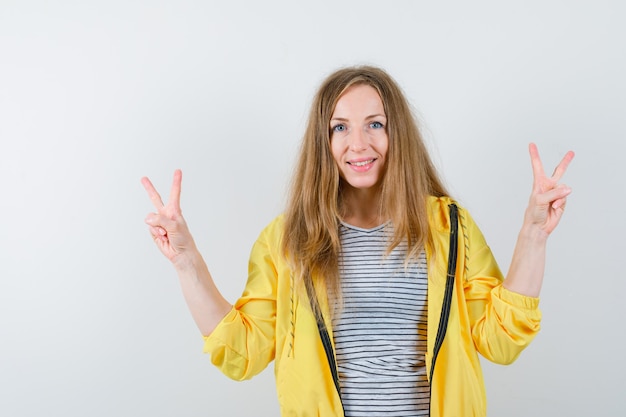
left=340, top=187, right=387, bottom=229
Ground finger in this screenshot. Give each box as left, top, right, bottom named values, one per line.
left=149, top=225, right=167, bottom=236
left=550, top=150, right=575, bottom=182
left=169, top=169, right=183, bottom=211
left=528, top=143, right=546, bottom=181
left=551, top=203, right=566, bottom=226
left=149, top=225, right=168, bottom=242
left=552, top=198, right=567, bottom=211
left=145, top=212, right=168, bottom=228
left=534, top=184, right=572, bottom=207
left=141, top=176, right=165, bottom=210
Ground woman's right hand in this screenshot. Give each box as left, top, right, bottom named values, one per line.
left=141, top=169, right=196, bottom=265
left=142, top=170, right=232, bottom=334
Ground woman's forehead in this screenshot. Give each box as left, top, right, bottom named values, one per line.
left=332, top=84, right=385, bottom=117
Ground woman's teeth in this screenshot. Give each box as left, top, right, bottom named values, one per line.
left=350, top=159, right=374, bottom=167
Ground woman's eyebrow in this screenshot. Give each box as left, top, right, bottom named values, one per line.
left=331, top=114, right=387, bottom=122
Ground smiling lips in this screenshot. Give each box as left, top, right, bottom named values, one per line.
left=347, top=158, right=377, bottom=171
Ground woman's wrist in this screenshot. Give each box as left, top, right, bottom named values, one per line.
left=172, top=247, right=203, bottom=273
left=518, top=220, right=550, bottom=245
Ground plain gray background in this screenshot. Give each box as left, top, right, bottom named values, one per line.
left=1, top=1, right=624, bottom=416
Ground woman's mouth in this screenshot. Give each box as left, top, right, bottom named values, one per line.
left=348, top=158, right=376, bottom=167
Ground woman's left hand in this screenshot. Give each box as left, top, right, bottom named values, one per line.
left=524, top=143, right=575, bottom=237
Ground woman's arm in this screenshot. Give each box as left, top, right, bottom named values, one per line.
left=141, top=170, right=232, bottom=336
left=503, top=143, right=575, bottom=297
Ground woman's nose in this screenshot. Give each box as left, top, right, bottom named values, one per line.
left=349, top=128, right=368, bottom=151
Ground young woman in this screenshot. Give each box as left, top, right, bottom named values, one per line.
left=142, top=66, right=574, bottom=416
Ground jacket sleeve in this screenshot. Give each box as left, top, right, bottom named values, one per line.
left=202, top=226, right=278, bottom=381
left=461, top=208, right=542, bottom=365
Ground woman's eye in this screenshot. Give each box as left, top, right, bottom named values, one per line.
left=332, top=124, right=346, bottom=133
left=370, top=121, right=384, bottom=129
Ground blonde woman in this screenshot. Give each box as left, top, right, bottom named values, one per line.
left=142, top=66, right=574, bottom=416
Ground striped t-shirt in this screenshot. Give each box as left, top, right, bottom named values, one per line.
left=332, top=221, right=429, bottom=416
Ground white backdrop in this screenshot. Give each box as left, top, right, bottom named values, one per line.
left=1, top=1, right=624, bottom=416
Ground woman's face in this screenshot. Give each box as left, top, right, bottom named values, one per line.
left=330, top=84, right=389, bottom=194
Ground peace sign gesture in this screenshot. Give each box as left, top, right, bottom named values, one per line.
left=141, top=169, right=196, bottom=264
left=524, top=143, right=575, bottom=236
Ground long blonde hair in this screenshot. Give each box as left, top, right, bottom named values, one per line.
left=282, top=66, right=448, bottom=310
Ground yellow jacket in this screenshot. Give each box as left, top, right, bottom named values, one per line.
left=204, top=197, right=541, bottom=416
